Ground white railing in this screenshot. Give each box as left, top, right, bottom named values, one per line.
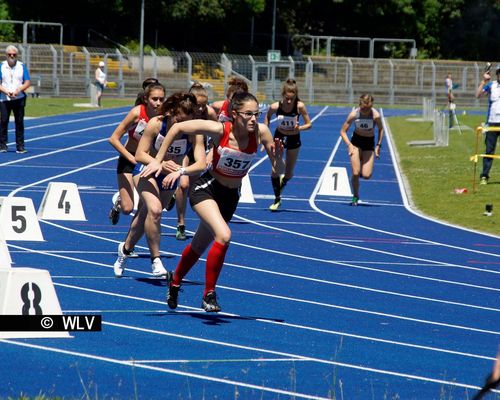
left=0, top=41, right=489, bottom=107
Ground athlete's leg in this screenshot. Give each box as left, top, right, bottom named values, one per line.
left=360, top=150, right=375, bottom=180
left=117, top=172, right=136, bottom=215
left=350, top=147, right=361, bottom=198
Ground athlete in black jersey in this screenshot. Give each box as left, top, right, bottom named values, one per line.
left=264, top=78, right=312, bottom=211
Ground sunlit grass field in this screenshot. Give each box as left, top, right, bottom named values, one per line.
left=387, top=112, right=499, bottom=236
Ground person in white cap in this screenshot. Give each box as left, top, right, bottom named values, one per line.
left=94, top=61, right=107, bottom=107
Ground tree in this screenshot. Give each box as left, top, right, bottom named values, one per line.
left=3, top=0, right=500, bottom=59
left=0, top=0, right=16, bottom=42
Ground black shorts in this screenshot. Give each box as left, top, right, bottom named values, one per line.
left=274, top=130, right=301, bottom=150
left=187, top=147, right=195, bottom=164
left=117, top=154, right=135, bottom=174
left=351, top=133, right=375, bottom=151
left=190, top=171, right=240, bottom=222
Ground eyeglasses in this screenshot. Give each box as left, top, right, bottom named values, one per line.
left=150, top=97, right=165, bottom=102
left=7, top=53, right=17, bottom=58
left=236, top=111, right=261, bottom=119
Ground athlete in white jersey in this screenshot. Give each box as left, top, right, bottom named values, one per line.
left=340, top=94, right=384, bottom=206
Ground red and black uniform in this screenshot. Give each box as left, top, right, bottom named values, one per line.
left=173, top=121, right=258, bottom=296
left=117, top=104, right=150, bottom=174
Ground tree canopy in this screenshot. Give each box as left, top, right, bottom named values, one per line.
left=3, top=0, right=500, bottom=59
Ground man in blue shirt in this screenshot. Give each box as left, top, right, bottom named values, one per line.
left=476, top=64, right=500, bottom=184
left=0, top=45, right=31, bottom=153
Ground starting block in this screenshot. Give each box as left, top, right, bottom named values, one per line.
left=0, top=268, right=70, bottom=338
left=38, top=182, right=86, bottom=221
left=318, top=167, right=352, bottom=197
left=239, top=175, right=256, bottom=204
left=0, top=196, right=44, bottom=241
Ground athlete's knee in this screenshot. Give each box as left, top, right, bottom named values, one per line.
left=120, top=200, right=135, bottom=215
left=215, top=228, right=231, bottom=245
left=148, top=205, right=163, bottom=222
left=362, top=173, right=372, bottom=180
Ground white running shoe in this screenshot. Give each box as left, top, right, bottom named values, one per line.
left=113, top=242, right=129, bottom=278
left=151, top=257, right=168, bottom=277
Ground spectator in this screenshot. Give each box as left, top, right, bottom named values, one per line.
left=0, top=45, right=31, bottom=154
left=95, top=61, right=107, bottom=107
left=476, top=64, right=500, bottom=185
left=445, top=73, right=455, bottom=128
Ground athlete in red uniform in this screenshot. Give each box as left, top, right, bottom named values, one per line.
left=108, top=83, right=166, bottom=224
left=143, top=92, right=283, bottom=312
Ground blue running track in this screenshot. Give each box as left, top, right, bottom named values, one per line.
left=0, top=106, right=499, bottom=399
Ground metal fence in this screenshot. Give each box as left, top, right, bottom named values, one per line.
left=1, top=42, right=491, bottom=108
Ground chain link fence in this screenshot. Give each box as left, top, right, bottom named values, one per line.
left=0, top=42, right=491, bottom=108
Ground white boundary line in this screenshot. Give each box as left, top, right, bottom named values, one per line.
left=381, top=108, right=500, bottom=240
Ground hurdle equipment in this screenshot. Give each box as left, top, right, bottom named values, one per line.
left=0, top=268, right=70, bottom=338
left=318, top=167, right=352, bottom=197
left=0, top=196, right=44, bottom=241
left=408, top=110, right=448, bottom=147
left=470, top=124, right=500, bottom=192
left=239, top=175, right=256, bottom=204
left=37, top=182, right=86, bottom=221
left=422, top=97, right=435, bottom=121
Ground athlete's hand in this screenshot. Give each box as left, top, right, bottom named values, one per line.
left=161, top=160, right=180, bottom=175
left=162, top=170, right=181, bottom=189
left=139, top=159, right=162, bottom=178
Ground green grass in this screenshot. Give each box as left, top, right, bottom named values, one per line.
left=387, top=113, right=499, bottom=236
left=25, top=97, right=135, bottom=117
left=23, top=98, right=500, bottom=237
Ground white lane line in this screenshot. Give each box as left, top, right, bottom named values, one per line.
left=1, top=137, right=114, bottom=170
left=0, top=338, right=330, bottom=400
left=19, top=220, right=500, bottom=293
left=232, top=214, right=500, bottom=277
left=0, top=321, right=492, bottom=394
left=9, top=154, right=117, bottom=197
left=22, top=110, right=127, bottom=131
left=307, top=135, right=500, bottom=259
left=11, top=239, right=500, bottom=316
left=50, top=281, right=498, bottom=362
left=132, top=357, right=304, bottom=364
